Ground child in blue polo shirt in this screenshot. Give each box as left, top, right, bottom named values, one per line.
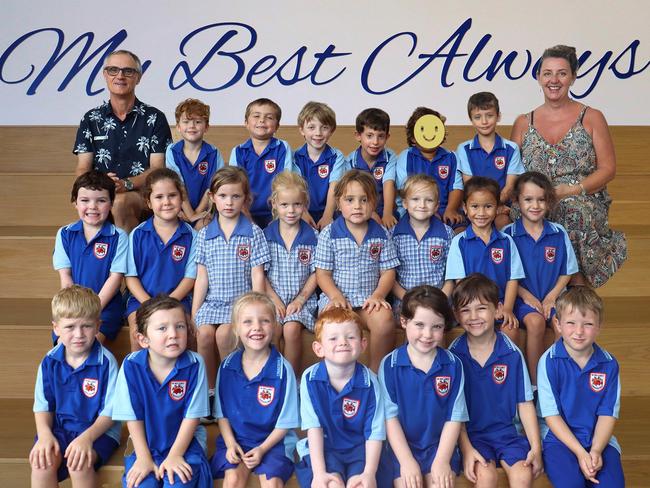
left=295, top=308, right=386, bottom=488
left=538, top=287, right=624, bottom=487
left=315, top=170, right=400, bottom=372
left=449, top=274, right=542, bottom=487
left=348, top=108, right=398, bottom=228
left=192, top=166, right=270, bottom=414
left=113, top=295, right=212, bottom=488
left=457, top=92, right=525, bottom=229
left=53, top=171, right=128, bottom=342
left=265, top=172, right=319, bottom=372
left=292, top=101, right=349, bottom=229
left=230, top=98, right=293, bottom=228
left=378, top=285, right=467, bottom=488
left=126, top=169, right=198, bottom=351
left=31, top=286, right=120, bottom=487
left=384, top=107, right=465, bottom=229
left=503, top=172, right=578, bottom=386
left=211, top=292, right=299, bottom=487
left=165, top=98, right=224, bottom=229
left=391, top=174, right=454, bottom=312
left=446, top=176, right=524, bottom=338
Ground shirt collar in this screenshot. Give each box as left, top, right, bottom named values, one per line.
left=311, top=361, right=371, bottom=391
left=394, top=343, right=452, bottom=372
left=206, top=214, right=254, bottom=240
left=354, top=147, right=389, bottom=166
left=469, top=134, right=505, bottom=151
left=172, top=140, right=215, bottom=161
left=512, top=218, right=558, bottom=239
left=410, top=145, right=450, bottom=163
left=141, top=217, right=192, bottom=237
left=100, top=97, right=143, bottom=117
left=392, top=214, right=450, bottom=240
left=50, top=339, right=103, bottom=367
left=552, top=339, right=612, bottom=368
left=241, top=137, right=279, bottom=156
left=131, top=348, right=194, bottom=371
left=464, top=225, right=502, bottom=246
left=296, top=144, right=333, bottom=164
left=69, top=219, right=116, bottom=238
left=223, top=346, right=284, bottom=381
left=264, top=219, right=317, bottom=247
left=453, top=331, right=514, bottom=366
left=330, top=215, right=386, bottom=243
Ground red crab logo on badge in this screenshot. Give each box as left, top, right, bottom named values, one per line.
left=169, top=380, right=187, bottom=401
left=438, top=165, right=449, bottom=179
left=369, top=243, right=382, bottom=260
left=491, top=248, right=504, bottom=264
left=198, top=161, right=208, bottom=175
left=494, top=156, right=506, bottom=170
left=430, top=245, right=443, bottom=262
left=237, top=244, right=251, bottom=261
left=492, top=364, right=508, bottom=384
left=373, top=166, right=384, bottom=180
left=590, top=372, right=607, bottom=392
left=545, top=246, right=556, bottom=263
left=257, top=385, right=275, bottom=406
left=264, top=159, right=277, bottom=173
left=82, top=378, right=98, bottom=398
left=318, top=164, right=330, bottom=178
left=342, top=398, right=360, bottom=418
left=435, top=376, right=451, bottom=397
left=94, top=242, right=108, bottom=259
left=172, top=245, right=186, bottom=262
left=298, top=248, right=311, bottom=265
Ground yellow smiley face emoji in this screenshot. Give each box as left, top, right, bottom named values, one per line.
left=413, top=114, right=446, bottom=149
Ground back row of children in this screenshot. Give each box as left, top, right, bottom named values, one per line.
left=32, top=278, right=624, bottom=488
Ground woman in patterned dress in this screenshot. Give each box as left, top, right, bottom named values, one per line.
left=511, top=45, right=627, bottom=287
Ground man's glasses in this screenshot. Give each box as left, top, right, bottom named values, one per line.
left=104, top=66, right=139, bottom=77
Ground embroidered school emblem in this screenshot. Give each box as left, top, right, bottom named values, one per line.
left=237, top=244, right=251, bottom=261
left=82, top=378, right=99, bottom=398
left=492, top=364, right=508, bottom=384
left=435, top=376, right=451, bottom=397
left=198, top=161, right=208, bottom=175
left=438, top=165, right=449, bottom=179
left=298, top=248, right=311, bottom=265
left=545, top=246, right=556, bottom=263
left=169, top=380, right=187, bottom=401
left=264, top=159, right=277, bottom=173
left=590, top=372, right=607, bottom=392
left=93, top=242, right=108, bottom=259
left=494, top=156, right=506, bottom=170
left=369, top=243, right=382, bottom=260
left=491, top=247, right=504, bottom=264
left=172, top=245, right=186, bottom=262
left=342, top=398, right=360, bottom=418
left=430, top=245, right=443, bottom=262
left=318, top=164, right=330, bottom=179
left=373, top=166, right=384, bottom=180
left=257, top=385, right=275, bottom=406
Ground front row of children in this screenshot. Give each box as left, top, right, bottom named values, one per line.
left=32, top=279, right=624, bottom=488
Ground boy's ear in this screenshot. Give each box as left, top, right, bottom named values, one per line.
left=52, top=320, right=59, bottom=336
left=399, top=316, right=408, bottom=330
left=136, top=332, right=150, bottom=349
left=496, top=301, right=504, bottom=317
left=552, top=315, right=561, bottom=334
left=312, top=340, right=325, bottom=358
left=360, top=336, right=368, bottom=353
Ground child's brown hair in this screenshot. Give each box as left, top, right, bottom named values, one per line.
left=399, top=173, right=439, bottom=204
left=405, top=107, right=447, bottom=147
left=451, top=273, right=500, bottom=310
left=512, top=171, right=557, bottom=212
left=333, top=170, right=377, bottom=210
left=463, top=176, right=500, bottom=206
left=245, top=98, right=282, bottom=122
left=135, top=294, right=186, bottom=336
left=401, top=285, right=455, bottom=331
left=207, top=166, right=252, bottom=218
left=175, top=98, right=210, bottom=124
left=555, top=286, right=604, bottom=323
left=142, top=168, right=186, bottom=205
left=297, top=101, right=337, bottom=131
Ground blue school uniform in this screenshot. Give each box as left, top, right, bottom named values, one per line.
left=295, top=361, right=386, bottom=487
left=384, top=146, right=463, bottom=218
left=229, top=138, right=293, bottom=227
left=33, top=340, right=121, bottom=481
left=538, top=340, right=624, bottom=487
left=314, top=216, right=399, bottom=310
left=126, top=218, right=197, bottom=316
left=445, top=226, right=524, bottom=302
left=378, top=345, right=468, bottom=477
left=165, top=141, right=224, bottom=209
left=503, top=219, right=578, bottom=323
left=348, top=147, right=396, bottom=216
left=211, top=346, right=299, bottom=482
left=449, top=332, right=533, bottom=465
left=113, top=349, right=211, bottom=488
left=264, top=220, right=318, bottom=330
left=293, top=144, right=349, bottom=222
left=53, top=220, right=128, bottom=339
left=456, top=135, right=524, bottom=190
left=194, top=215, right=270, bottom=326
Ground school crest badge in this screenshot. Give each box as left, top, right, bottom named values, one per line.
left=237, top=244, right=251, bottom=261
left=172, top=245, right=186, bottom=262
left=369, top=243, right=382, bottom=260
left=494, top=156, right=506, bottom=170
left=342, top=398, right=360, bottom=418
left=169, top=380, right=187, bottom=401
left=298, top=248, right=311, bottom=265
left=198, top=161, right=209, bottom=175
left=264, top=159, right=277, bottom=173
left=491, top=247, right=504, bottom=264
left=430, top=245, right=443, bottom=262
left=318, top=164, right=330, bottom=178
left=590, top=372, right=607, bottom=392
left=492, top=364, right=508, bottom=384
left=438, top=165, right=449, bottom=179
left=545, top=246, right=556, bottom=263
left=435, top=376, right=451, bottom=397
left=82, top=378, right=99, bottom=398
left=93, top=242, right=108, bottom=259
left=373, top=166, right=384, bottom=180
left=257, top=385, right=275, bottom=406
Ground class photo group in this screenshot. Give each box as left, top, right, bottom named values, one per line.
left=32, top=45, right=628, bottom=488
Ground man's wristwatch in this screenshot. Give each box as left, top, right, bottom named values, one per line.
left=123, top=178, right=134, bottom=191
